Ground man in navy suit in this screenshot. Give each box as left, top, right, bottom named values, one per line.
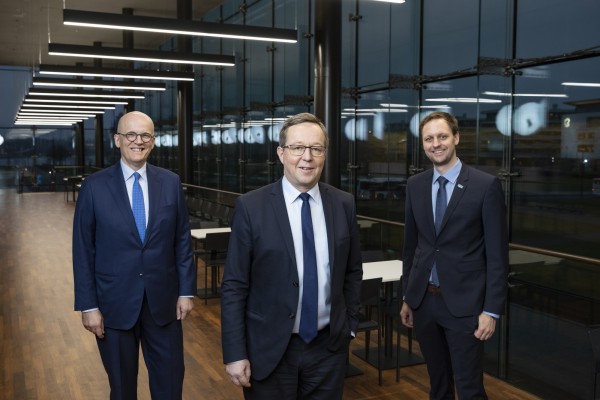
left=400, top=111, right=508, bottom=399
left=221, top=113, right=362, bottom=399
left=72, top=111, right=196, bottom=400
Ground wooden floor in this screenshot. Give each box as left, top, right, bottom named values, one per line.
left=0, top=189, right=540, bottom=399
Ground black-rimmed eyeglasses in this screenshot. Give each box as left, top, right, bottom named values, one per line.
left=117, top=132, right=154, bottom=143
left=282, top=145, right=326, bottom=157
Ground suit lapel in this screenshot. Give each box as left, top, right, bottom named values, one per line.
left=319, top=183, right=335, bottom=269
left=106, top=163, right=140, bottom=244
left=270, top=180, right=298, bottom=268
left=144, top=164, right=162, bottom=246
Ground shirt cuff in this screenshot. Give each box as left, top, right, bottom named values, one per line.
left=483, top=311, right=499, bottom=319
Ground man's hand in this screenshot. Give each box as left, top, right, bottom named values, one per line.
left=225, top=359, right=252, bottom=387
left=400, top=302, right=414, bottom=328
left=82, top=310, right=104, bottom=339
left=177, top=297, right=194, bottom=320
left=474, top=313, right=496, bottom=341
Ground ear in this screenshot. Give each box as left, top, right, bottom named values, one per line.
left=454, top=132, right=460, bottom=146
left=114, top=134, right=121, bottom=148
left=276, top=146, right=284, bottom=164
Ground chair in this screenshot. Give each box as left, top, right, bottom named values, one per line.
left=195, top=231, right=230, bottom=304
left=355, top=277, right=384, bottom=385
left=589, top=327, right=600, bottom=399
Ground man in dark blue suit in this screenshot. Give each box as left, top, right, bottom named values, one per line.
left=221, top=113, right=363, bottom=399
left=400, top=111, right=508, bottom=400
left=72, top=111, right=196, bottom=400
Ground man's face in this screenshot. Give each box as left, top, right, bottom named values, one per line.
left=114, top=113, right=155, bottom=170
left=277, top=122, right=327, bottom=192
left=422, top=118, right=459, bottom=172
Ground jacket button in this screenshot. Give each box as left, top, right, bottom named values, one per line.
left=139, top=273, right=143, bottom=277
left=293, top=281, right=299, bottom=287
left=288, top=313, right=296, bottom=319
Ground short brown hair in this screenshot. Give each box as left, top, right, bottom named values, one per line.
left=278, top=113, right=329, bottom=148
left=419, top=111, right=459, bottom=135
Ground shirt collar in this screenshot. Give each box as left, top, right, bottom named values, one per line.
left=433, top=158, right=462, bottom=185
left=120, top=160, right=147, bottom=181
left=281, top=176, right=322, bottom=206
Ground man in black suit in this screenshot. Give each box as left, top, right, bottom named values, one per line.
left=400, top=111, right=508, bottom=399
left=221, top=113, right=363, bottom=399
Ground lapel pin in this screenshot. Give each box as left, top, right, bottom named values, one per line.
left=457, top=184, right=464, bottom=189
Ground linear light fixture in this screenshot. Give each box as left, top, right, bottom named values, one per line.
left=19, top=112, right=97, bottom=118
left=49, top=43, right=235, bottom=66
left=39, top=64, right=195, bottom=81
left=28, top=88, right=145, bottom=99
left=32, top=77, right=166, bottom=91
left=372, top=0, right=406, bottom=3
left=19, top=108, right=104, bottom=114
left=15, top=121, right=80, bottom=126
left=63, top=9, right=298, bottom=43
left=25, top=96, right=128, bottom=105
left=22, top=103, right=115, bottom=110
left=561, top=82, right=600, bottom=88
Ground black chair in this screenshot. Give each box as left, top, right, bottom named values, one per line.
left=589, top=327, right=600, bottom=399
left=195, top=231, right=230, bottom=304
left=355, top=277, right=384, bottom=385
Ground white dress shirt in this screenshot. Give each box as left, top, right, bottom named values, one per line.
left=281, top=177, right=331, bottom=333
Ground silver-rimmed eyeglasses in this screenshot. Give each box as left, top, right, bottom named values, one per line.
left=117, top=132, right=155, bottom=143
left=282, top=145, right=326, bottom=157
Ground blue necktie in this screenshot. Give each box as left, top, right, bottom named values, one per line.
left=132, top=172, right=146, bottom=243
left=431, top=176, right=448, bottom=286
left=298, top=192, right=318, bottom=343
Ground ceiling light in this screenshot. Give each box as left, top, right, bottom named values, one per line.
left=22, top=103, right=115, bottom=110
left=25, top=96, right=128, bottom=105
left=19, top=112, right=97, bottom=118
left=483, top=91, right=567, bottom=98
left=20, top=108, right=104, bottom=114
left=561, top=82, right=600, bottom=88
left=63, top=9, right=298, bottom=43
left=39, top=64, right=195, bottom=81
left=15, top=121, right=78, bottom=126
left=28, top=88, right=145, bottom=99
left=32, top=77, right=166, bottom=91
left=425, top=97, right=501, bottom=103
left=372, top=0, right=406, bottom=3
left=49, top=43, right=235, bottom=66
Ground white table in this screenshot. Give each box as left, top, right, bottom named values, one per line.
left=354, top=259, right=424, bottom=372
left=363, top=259, right=402, bottom=283
left=190, top=227, right=231, bottom=240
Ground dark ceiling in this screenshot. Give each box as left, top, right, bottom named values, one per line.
left=0, top=0, right=225, bottom=69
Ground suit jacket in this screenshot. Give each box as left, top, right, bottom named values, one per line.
left=72, top=162, right=196, bottom=329
left=221, top=179, right=363, bottom=381
left=402, top=164, right=508, bottom=317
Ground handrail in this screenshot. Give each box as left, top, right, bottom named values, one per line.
left=510, top=243, right=600, bottom=266
left=182, top=183, right=242, bottom=197
left=182, top=186, right=600, bottom=267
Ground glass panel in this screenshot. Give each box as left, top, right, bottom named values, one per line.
left=422, top=0, right=480, bottom=76
left=356, top=0, right=391, bottom=88
left=516, top=0, right=600, bottom=59
left=507, top=250, right=599, bottom=399
left=510, top=57, right=600, bottom=259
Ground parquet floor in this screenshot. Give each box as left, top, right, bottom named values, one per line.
left=0, top=189, right=540, bottom=399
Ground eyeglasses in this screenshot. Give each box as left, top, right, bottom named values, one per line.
left=117, top=132, right=154, bottom=143
left=282, top=145, right=326, bottom=157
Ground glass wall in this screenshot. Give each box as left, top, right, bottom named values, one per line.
left=0, top=0, right=597, bottom=398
